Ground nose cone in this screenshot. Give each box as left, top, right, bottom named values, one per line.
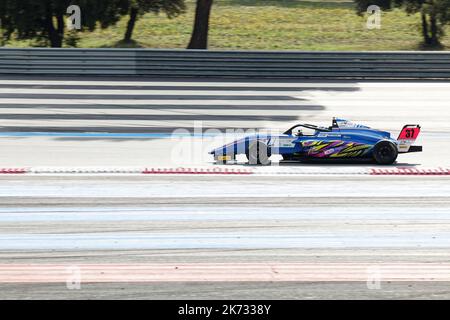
left=210, top=138, right=247, bottom=156
left=209, top=144, right=233, bottom=155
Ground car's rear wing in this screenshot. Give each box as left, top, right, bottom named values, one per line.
left=397, top=125, right=422, bottom=153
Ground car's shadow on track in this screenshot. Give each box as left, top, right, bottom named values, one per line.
left=214, top=161, right=420, bottom=167
left=277, top=161, right=420, bottom=167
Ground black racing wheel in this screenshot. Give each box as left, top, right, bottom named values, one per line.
left=373, top=141, right=398, bottom=165
left=246, top=141, right=271, bottom=165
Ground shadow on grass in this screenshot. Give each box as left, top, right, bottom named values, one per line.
left=416, top=42, right=446, bottom=51
left=222, top=0, right=354, bottom=9
left=101, top=39, right=144, bottom=48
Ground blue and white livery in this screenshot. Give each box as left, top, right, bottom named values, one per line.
left=210, top=118, right=422, bottom=165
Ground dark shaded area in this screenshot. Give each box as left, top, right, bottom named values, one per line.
left=0, top=84, right=358, bottom=92
left=278, top=160, right=419, bottom=166
left=0, top=75, right=432, bottom=83
left=0, top=104, right=324, bottom=111
left=0, top=1, right=130, bottom=48
left=223, top=0, right=353, bottom=9
left=0, top=76, right=361, bottom=136
left=0, top=126, right=280, bottom=133
left=101, top=39, right=144, bottom=48
left=0, top=94, right=303, bottom=101
left=0, top=114, right=299, bottom=121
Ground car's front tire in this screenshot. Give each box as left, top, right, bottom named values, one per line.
left=246, top=141, right=271, bottom=165
left=373, top=141, right=398, bottom=165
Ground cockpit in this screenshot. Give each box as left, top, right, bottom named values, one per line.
left=283, top=123, right=331, bottom=136
left=283, top=118, right=367, bottom=137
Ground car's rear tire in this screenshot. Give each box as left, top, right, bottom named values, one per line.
left=373, top=141, right=398, bottom=165
left=246, top=141, right=271, bottom=165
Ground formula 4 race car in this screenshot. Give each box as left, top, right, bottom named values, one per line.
left=210, top=118, right=422, bottom=165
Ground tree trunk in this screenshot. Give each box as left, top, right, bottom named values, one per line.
left=187, top=0, right=213, bottom=49
left=46, top=14, right=64, bottom=47
left=124, top=7, right=139, bottom=42
left=48, top=28, right=62, bottom=47
left=430, top=13, right=439, bottom=46
left=421, top=11, right=431, bottom=45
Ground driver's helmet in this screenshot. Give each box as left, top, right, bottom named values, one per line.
left=296, top=129, right=303, bottom=136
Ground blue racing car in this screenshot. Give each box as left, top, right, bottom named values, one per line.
left=210, top=118, right=422, bottom=165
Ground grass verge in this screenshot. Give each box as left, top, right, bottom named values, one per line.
left=3, top=0, right=449, bottom=50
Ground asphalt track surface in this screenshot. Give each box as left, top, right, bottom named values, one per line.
left=0, top=77, right=449, bottom=299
